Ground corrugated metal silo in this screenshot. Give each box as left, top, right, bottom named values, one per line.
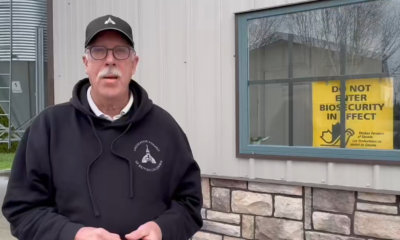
left=0, top=0, right=47, bottom=62
left=0, top=0, right=48, bottom=146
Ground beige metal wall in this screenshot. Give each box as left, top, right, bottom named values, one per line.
left=52, top=0, right=400, bottom=193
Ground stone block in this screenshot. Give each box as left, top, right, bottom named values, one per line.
left=202, top=220, right=241, bottom=237
left=255, top=216, right=303, bottom=240
left=248, top=182, right=302, bottom=196
left=242, top=215, right=254, bottom=239
left=231, top=190, right=272, bottom=216
left=358, top=192, right=396, bottom=203
left=313, top=188, right=355, bottom=214
left=274, top=196, right=303, bottom=220
left=206, top=210, right=240, bottom=224
left=224, top=237, right=245, bottom=240
left=357, top=202, right=398, bottom=214
left=192, top=231, right=222, bottom=240
left=201, top=178, right=210, bottom=208
left=354, top=211, right=400, bottom=239
left=201, top=208, right=206, bottom=219
left=312, top=212, right=351, bottom=235
left=211, top=179, right=247, bottom=189
left=305, top=187, right=312, bottom=230
left=306, top=231, right=364, bottom=240
left=212, top=187, right=230, bottom=212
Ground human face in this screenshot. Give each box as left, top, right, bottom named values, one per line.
left=82, top=30, right=139, bottom=100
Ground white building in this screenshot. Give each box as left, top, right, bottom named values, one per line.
left=1, top=0, right=400, bottom=239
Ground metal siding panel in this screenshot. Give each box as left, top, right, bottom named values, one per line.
left=289, top=161, right=328, bottom=184
left=254, top=0, right=275, bottom=8
left=164, top=0, right=188, bottom=133
left=215, top=0, right=222, bottom=176
left=376, top=165, right=400, bottom=191
left=53, top=0, right=66, bottom=104
left=217, top=0, right=253, bottom=177
left=230, top=1, right=258, bottom=178
left=135, top=0, right=162, bottom=106
left=254, top=159, right=287, bottom=180
left=329, top=164, right=374, bottom=189
left=185, top=0, right=194, bottom=157
left=53, top=0, right=400, bottom=193
left=190, top=0, right=219, bottom=174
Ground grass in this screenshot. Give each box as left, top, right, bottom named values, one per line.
left=0, top=153, right=14, bottom=170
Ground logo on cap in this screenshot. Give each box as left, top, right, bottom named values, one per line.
left=105, top=17, right=116, bottom=25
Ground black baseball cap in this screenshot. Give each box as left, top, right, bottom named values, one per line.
left=84, top=14, right=134, bottom=48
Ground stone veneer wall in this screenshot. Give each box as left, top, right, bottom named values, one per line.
left=192, top=177, right=400, bottom=240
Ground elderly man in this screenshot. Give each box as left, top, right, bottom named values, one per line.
left=2, top=15, right=203, bottom=240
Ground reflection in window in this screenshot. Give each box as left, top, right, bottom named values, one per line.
left=247, top=0, right=400, bottom=150
left=249, top=83, right=289, bottom=145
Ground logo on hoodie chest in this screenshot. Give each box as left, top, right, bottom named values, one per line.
left=133, top=140, right=163, bottom=172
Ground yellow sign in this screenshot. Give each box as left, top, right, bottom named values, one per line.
left=312, top=78, right=393, bottom=149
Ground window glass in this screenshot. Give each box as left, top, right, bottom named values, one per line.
left=248, top=16, right=289, bottom=81
left=249, top=83, right=289, bottom=145
left=247, top=0, right=400, bottom=151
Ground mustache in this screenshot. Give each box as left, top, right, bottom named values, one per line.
left=98, top=67, right=122, bottom=78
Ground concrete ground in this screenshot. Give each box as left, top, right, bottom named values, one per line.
left=0, top=174, right=16, bottom=240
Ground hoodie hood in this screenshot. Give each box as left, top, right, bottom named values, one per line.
left=70, top=77, right=153, bottom=126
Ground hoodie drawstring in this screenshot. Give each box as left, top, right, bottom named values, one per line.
left=68, top=78, right=153, bottom=218
left=87, top=117, right=103, bottom=217
left=86, top=117, right=134, bottom=217
left=111, top=123, right=134, bottom=198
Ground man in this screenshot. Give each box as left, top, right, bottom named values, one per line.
left=2, top=14, right=203, bottom=240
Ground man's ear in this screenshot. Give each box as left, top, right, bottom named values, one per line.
left=82, top=54, right=89, bottom=74
left=131, top=55, right=139, bottom=76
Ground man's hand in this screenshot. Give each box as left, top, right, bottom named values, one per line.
left=74, top=227, right=121, bottom=240
left=125, top=221, right=162, bottom=240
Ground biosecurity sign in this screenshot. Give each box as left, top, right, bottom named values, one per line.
left=312, top=78, right=393, bottom=149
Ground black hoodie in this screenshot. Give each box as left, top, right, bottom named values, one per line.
left=2, top=78, right=203, bottom=240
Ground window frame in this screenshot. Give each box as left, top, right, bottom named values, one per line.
left=235, top=0, right=400, bottom=164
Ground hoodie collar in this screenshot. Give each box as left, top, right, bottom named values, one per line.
left=87, top=86, right=134, bottom=122
left=70, top=78, right=153, bottom=126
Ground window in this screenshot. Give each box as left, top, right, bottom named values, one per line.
left=236, top=0, right=400, bottom=163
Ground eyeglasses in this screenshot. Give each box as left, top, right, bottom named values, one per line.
left=86, top=46, right=134, bottom=60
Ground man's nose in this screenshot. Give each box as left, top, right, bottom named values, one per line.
left=105, top=49, right=116, bottom=65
